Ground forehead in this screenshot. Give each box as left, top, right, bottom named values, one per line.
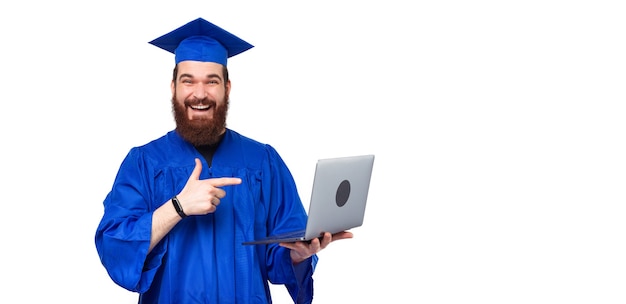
left=177, top=60, right=224, bottom=77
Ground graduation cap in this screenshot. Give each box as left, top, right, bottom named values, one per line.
left=149, top=17, right=254, bottom=66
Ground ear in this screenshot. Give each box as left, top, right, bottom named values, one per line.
left=170, top=80, right=176, bottom=96
left=225, top=80, right=231, bottom=95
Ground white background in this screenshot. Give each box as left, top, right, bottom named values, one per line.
left=1, top=0, right=625, bottom=303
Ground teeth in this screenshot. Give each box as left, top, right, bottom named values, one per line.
left=191, top=105, right=210, bottom=110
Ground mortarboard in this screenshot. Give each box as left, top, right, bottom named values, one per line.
left=149, top=18, right=254, bottom=66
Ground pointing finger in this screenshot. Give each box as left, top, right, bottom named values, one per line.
left=208, top=177, right=242, bottom=187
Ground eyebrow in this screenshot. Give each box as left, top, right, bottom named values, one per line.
left=179, top=73, right=223, bottom=82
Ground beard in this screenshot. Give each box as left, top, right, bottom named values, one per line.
left=172, top=92, right=229, bottom=146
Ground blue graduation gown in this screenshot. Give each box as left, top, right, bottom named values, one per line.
left=95, top=129, right=317, bottom=303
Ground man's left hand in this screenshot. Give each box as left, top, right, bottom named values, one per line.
left=280, top=231, right=354, bottom=264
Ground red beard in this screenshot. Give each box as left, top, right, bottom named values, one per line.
left=172, top=93, right=229, bottom=146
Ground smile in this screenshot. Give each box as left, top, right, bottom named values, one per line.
left=190, top=104, right=211, bottom=110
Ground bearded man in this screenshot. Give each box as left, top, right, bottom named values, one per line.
left=95, top=17, right=352, bottom=304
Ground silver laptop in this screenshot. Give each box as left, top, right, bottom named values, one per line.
left=242, top=154, right=375, bottom=245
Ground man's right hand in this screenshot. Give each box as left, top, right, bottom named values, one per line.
left=177, top=158, right=242, bottom=215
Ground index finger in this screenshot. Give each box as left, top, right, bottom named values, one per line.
left=207, top=177, right=242, bottom=187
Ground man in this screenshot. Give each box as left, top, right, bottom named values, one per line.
left=95, top=17, right=352, bottom=303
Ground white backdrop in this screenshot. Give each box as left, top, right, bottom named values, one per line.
left=1, top=0, right=625, bottom=303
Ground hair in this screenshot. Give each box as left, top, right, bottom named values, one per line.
left=172, top=65, right=230, bottom=86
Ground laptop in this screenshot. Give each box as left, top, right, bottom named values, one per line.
left=242, top=154, right=375, bottom=245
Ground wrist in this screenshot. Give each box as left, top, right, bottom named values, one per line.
left=171, top=196, right=187, bottom=218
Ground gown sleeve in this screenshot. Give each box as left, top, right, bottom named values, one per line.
left=260, top=146, right=319, bottom=303
left=94, top=148, right=165, bottom=292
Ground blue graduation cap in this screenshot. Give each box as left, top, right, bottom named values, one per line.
left=149, top=18, right=254, bottom=66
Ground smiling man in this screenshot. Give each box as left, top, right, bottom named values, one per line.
left=94, top=18, right=352, bottom=304
left=172, top=60, right=228, bottom=147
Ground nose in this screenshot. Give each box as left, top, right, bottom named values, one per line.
left=193, top=84, right=206, bottom=99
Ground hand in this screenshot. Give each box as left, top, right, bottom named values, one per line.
left=177, top=158, right=242, bottom=215
left=280, top=231, right=354, bottom=264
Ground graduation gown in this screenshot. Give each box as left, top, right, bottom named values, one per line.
left=95, top=129, right=317, bottom=303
